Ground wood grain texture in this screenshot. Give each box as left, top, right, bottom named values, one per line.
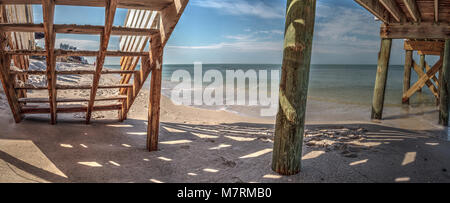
left=86, top=0, right=117, bottom=124
left=440, top=40, right=450, bottom=125
left=371, top=39, right=392, bottom=120
left=403, top=50, right=413, bottom=104
left=42, top=0, right=57, bottom=124
left=272, top=0, right=316, bottom=175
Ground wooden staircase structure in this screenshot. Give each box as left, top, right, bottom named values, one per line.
left=0, top=0, right=189, bottom=151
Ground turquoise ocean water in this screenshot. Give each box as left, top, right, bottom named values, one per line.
left=105, top=64, right=437, bottom=117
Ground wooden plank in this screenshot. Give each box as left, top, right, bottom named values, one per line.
left=118, top=10, right=148, bottom=94
left=379, top=0, right=405, bottom=23
left=440, top=40, right=450, bottom=125
left=86, top=0, right=117, bottom=124
left=6, top=5, right=27, bottom=98
left=403, top=59, right=443, bottom=101
left=381, top=23, right=450, bottom=39
left=371, top=38, right=392, bottom=119
left=0, top=23, right=158, bottom=36
left=146, top=0, right=188, bottom=152
left=119, top=11, right=157, bottom=95
left=11, top=69, right=138, bottom=75
left=404, top=40, right=444, bottom=52
left=402, top=0, right=421, bottom=23
left=18, top=96, right=127, bottom=103
left=0, top=0, right=173, bottom=10
left=418, top=50, right=443, bottom=56
left=403, top=50, right=413, bottom=104
left=354, top=0, right=390, bottom=24
left=15, top=84, right=133, bottom=90
left=159, top=0, right=189, bottom=47
left=147, top=34, right=163, bottom=152
left=435, top=0, right=439, bottom=23
left=21, top=104, right=122, bottom=114
left=0, top=22, right=42, bottom=32
left=425, top=61, right=439, bottom=86
left=121, top=56, right=145, bottom=118
left=42, top=0, right=56, bottom=124
left=416, top=59, right=438, bottom=95
left=0, top=31, right=22, bottom=122
left=5, top=49, right=149, bottom=57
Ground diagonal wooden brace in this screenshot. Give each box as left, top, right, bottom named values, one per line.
left=425, top=61, right=439, bottom=87
left=402, top=59, right=443, bottom=103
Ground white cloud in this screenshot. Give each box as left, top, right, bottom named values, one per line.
left=168, top=28, right=283, bottom=53
left=191, top=0, right=284, bottom=19
left=167, top=41, right=282, bottom=52
left=312, top=2, right=381, bottom=55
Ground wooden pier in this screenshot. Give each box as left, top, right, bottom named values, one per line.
left=273, top=0, right=449, bottom=175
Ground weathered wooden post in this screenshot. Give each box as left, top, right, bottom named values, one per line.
left=371, top=38, right=392, bottom=119
left=272, top=0, right=316, bottom=175
left=403, top=50, right=413, bottom=104
left=439, top=40, right=450, bottom=126
left=418, top=54, right=426, bottom=92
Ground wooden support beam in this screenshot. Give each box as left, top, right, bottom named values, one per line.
left=272, top=0, right=316, bottom=175
left=403, top=50, right=413, bottom=104
left=419, top=54, right=426, bottom=92
left=21, top=104, right=122, bottom=114
left=0, top=34, right=22, bottom=122
left=18, top=95, right=127, bottom=103
left=403, top=60, right=443, bottom=102
left=5, top=49, right=149, bottom=57
left=371, top=38, right=392, bottom=120
left=354, top=0, right=390, bottom=24
left=122, top=56, right=148, bottom=118
left=1, top=5, right=27, bottom=120
left=440, top=40, right=450, bottom=126
left=404, top=40, right=444, bottom=53
left=379, top=0, right=405, bottom=23
left=425, top=61, right=440, bottom=87
left=86, top=0, right=117, bottom=124
left=381, top=23, right=450, bottom=39
left=146, top=0, right=189, bottom=152
left=418, top=51, right=442, bottom=56
left=118, top=10, right=156, bottom=95
left=0, top=23, right=158, bottom=36
left=11, top=69, right=138, bottom=75
left=0, top=0, right=173, bottom=10
left=16, top=84, right=132, bottom=90
left=414, top=59, right=439, bottom=96
left=435, top=0, right=439, bottom=23
left=42, top=0, right=57, bottom=124
left=402, top=0, right=421, bottom=23
left=147, top=34, right=162, bottom=152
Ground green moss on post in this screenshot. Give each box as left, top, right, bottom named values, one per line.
left=272, top=0, right=316, bottom=176
left=371, top=38, right=392, bottom=120
left=439, top=40, right=450, bottom=126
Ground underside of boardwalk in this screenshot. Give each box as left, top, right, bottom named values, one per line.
left=272, top=0, right=450, bottom=175
left=0, top=0, right=189, bottom=151
left=353, top=0, right=449, bottom=123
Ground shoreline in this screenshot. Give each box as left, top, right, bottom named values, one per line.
left=1, top=61, right=450, bottom=183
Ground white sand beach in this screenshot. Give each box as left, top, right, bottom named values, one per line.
left=1, top=61, right=450, bottom=183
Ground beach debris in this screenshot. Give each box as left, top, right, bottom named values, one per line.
left=304, top=127, right=369, bottom=157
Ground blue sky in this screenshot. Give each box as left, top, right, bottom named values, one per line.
left=32, top=0, right=430, bottom=65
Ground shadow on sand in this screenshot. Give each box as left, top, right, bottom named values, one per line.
left=1, top=115, right=450, bottom=183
